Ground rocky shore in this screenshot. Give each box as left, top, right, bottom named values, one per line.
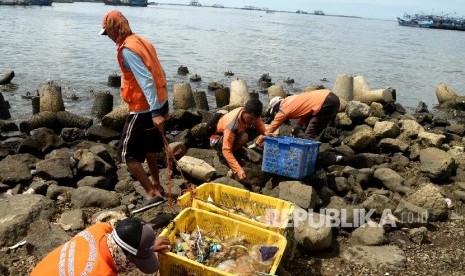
left=1, top=74, right=465, bottom=275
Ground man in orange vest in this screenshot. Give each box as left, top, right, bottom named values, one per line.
left=31, top=217, right=170, bottom=275
left=210, top=98, right=266, bottom=182
left=100, top=10, right=168, bottom=213
left=256, top=89, right=340, bottom=145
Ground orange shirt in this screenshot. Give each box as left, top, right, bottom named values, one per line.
left=216, top=107, right=266, bottom=174
left=257, top=89, right=330, bottom=145
left=31, top=223, right=117, bottom=276
left=117, top=34, right=168, bottom=112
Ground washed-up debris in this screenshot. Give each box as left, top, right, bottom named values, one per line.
left=172, top=227, right=278, bottom=275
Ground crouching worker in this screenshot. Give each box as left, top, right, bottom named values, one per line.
left=31, top=217, right=170, bottom=276
left=256, top=89, right=340, bottom=145
left=210, top=98, right=266, bottom=182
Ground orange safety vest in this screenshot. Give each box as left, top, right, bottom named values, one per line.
left=31, top=223, right=117, bottom=276
left=117, top=34, right=168, bottom=112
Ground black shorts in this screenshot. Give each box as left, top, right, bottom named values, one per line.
left=117, top=110, right=166, bottom=163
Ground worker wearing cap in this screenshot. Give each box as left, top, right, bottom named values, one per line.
left=256, top=89, right=340, bottom=145
left=99, top=10, right=168, bottom=212
left=31, top=217, right=170, bottom=275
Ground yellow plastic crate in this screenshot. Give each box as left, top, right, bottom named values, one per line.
left=177, top=182, right=294, bottom=234
left=158, top=207, right=287, bottom=276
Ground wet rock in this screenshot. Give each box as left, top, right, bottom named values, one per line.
left=0, top=155, right=32, bottom=185
left=342, top=245, right=406, bottom=270
left=207, top=82, right=223, bottom=91
left=0, top=93, right=11, bottom=120
left=415, top=101, right=429, bottom=113
left=25, top=220, right=70, bottom=260
left=407, top=183, right=448, bottom=221
left=419, top=147, right=456, bottom=182
left=189, top=74, right=201, bottom=82
left=177, top=65, right=189, bottom=75
left=0, top=194, right=55, bottom=247
left=70, top=186, right=120, bottom=208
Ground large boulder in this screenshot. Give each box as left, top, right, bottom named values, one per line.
left=293, top=212, right=333, bottom=252
left=278, top=181, right=320, bottom=209
left=0, top=155, right=32, bottom=185
left=0, top=195, right=55, bottom=246
left=70, top=186, right=120, bottom=208
left=343, top=125, right=376, bottom=152
left=17, top=128, right=64, bottom=157
left=406, top=183, right=448, bottom=221
left=25, top=220, right=70, bottom=260
left=419, top=147, right=456, bottom=182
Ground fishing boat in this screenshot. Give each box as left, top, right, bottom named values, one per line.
left=0, top=0, right=53, bottom=5
left=103, top=0, right=148, bottom=7
left=188, top=0, right=201, bottom=7
left=314, top=10, right=325, bottom=15
left=31, top=0, right=52, bottom=5
left=212, top=3, right=223, bottom=8
left=397, top=13, right=465, bottom=31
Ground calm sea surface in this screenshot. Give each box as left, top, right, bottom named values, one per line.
left=1, top=3, right=465, bottom=122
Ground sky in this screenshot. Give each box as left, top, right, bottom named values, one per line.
left=160, top=0, right=465, bottom=20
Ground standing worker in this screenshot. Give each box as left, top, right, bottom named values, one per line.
left=31, top=217, right=170, bottom=275
left=100, top=10, right=168, bottom=212
left=256, top=89, right=340, bottom=145
left=210, top=99, right=266, bottom=182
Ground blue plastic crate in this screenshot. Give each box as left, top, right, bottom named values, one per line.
left=262, top=136, right=320, bottom=179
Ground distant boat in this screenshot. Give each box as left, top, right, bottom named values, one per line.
left=188, top=0, right=201, bottom=7
left=0, top=0, right=53, bottom=5
left=397, top=13, right=465, bottom=31
left=212, top=3, right=223, bottom=8
left=242, top=5, right=261, bottom=11
left=296, top=9, right=308, bottom=14
left=314, top=10, right=325, bottom=15
left=103, top=0, right=147, bottom=7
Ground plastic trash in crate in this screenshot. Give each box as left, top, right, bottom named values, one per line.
left=262, top=136, right=320, bottom=179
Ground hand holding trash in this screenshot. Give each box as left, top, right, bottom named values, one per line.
left=154, top=236, right=171, bottom=252
left=235, top=170, right=247, bottom=182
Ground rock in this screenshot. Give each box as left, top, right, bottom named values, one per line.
left=399, top=119, right=424, bottom=139
left=453, top=190, right=465, bottom=202
left=46, top=184, right=75, bottom=200
left=211, top=176, right=245, bottom=189
left=0, top=70, right=15, bottom=85
left=378, top=138, right=409, bottom=153
left=0, top=155, right=32, bottom=185
left=345, top=101, right=370, bottom=120
left=394, top=199, right=429, bottom=227
left=0, top=119, right=18, bottom=132
left=343, top=125, right=376, bottom=152
left=435, top=83, right=458, bottom=104
left=19, top=111, right=58, bottom=133
left=75, top=150, right=113, bottom=176
left=177, top=65, right=189, bottom=75
left=77, top=175, right=111, bottom=189
left=92, top=210, right=127, bottom=226
left=278, top=181, right=319, bottom=209
left=370, top=102, right=385, bottom=117
left=167, top=109, right=203, bottom=130
left=349, top=223, right=386, bottom=245
left=373, top=168, right=410, bottom=194
left=178, top=155, right=216, bottom=182
left=293, top=212, right=333, bottom=252
left=419, top=147, right=456, bottom=182
left=334, top=112, right=352, bottom=127
left=70, top=186, right=120, bottom=208
left=58, top=209, right=86, bottom=231
left=60, top=127, right=86, bottom=142
left=407, top=183, right=449, bottom=221
left=409, top=226, right=428, bottom=244
left=56, top=111, right=93, bottom=130
left=325, top=196, right=362, bottom=227
left=362, top=194, right=394, bottom=216
left=91, top=92, right=113, bottom=119
left=17, top=127, right=65, bottom=156
left=373, top=121, right=400, bottom=138
left=418, top=131, right=446, bottom=148
left=85, top=125, right=120, bottom=142
left=342, top=245, right=406, bottom=270
left=0, top=194, right=55, bottom=246
left=447, top=124, right=465, bottom=136
left=36, top=154, right=74, bottom=184
left=207, top=82, right=223, bottom=91
left=25, top=220, right=70, bottom=260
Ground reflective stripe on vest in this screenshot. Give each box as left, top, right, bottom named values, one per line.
left=58, top=230, right=97, bottom=276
